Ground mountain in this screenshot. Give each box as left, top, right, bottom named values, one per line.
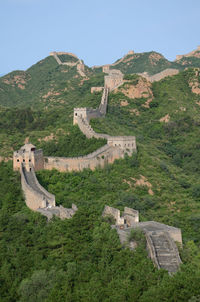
left=1, top=48, right=200, bottom=301
left=93, top=46, right=200, bottom=75
left=1, top=47, right=200, bottom=109
left=0, top=53, right=103, bottom=108
left=110, top=50, right=178, bottom=75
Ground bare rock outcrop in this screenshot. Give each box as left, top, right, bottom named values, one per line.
left=116, top=77, right=153, bottom=100
left=176, top=46, right=200, bottom=61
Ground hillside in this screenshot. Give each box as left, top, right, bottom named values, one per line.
left=0, top=54, right=102, bottom=108
left=94, top=47, right=200, bottom=75
left=110, top=51, right=178, bottom=75
left=1, top=49, right=200, bottom=301
left=1, top=47, right=200, bottom=109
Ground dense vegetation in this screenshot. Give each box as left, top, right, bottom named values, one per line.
left=1, top=53, right=200, bottom=300
left=0, top=56, right=104, bottom=108
left=57, top=54, right=79, bottom=63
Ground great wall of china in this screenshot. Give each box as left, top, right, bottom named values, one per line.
left=12, top=52, right=182, bottom=273
left=92, top=50, right=181, bottom=83
left=103, top=205, right=182, bottom=274
left=50, top=52, right=86, bottom=77
left=13, top=62, right=136, bottom=217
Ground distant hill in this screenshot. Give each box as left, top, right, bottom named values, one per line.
left=93, top=46, right=200, bottom=75
left=110, top=51, right=179, bottom=75
left=1, top=47, right=200, bottom=108
left=0, top=54, right=103, bottom=107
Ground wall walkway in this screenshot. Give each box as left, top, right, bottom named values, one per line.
left=21, top=164, right=55, bottom=211
left=146, top=231, right=181, bottom=274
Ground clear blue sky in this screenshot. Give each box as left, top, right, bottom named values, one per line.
left=1, top=0, right=200, bottom=74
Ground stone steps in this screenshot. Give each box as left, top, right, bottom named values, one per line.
left=150, top=232, right=181, bottom=273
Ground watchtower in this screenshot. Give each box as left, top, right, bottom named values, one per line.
left=13, top=144, right=44, bottom=172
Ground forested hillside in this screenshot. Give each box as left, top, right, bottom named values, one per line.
left=1, top=51, right=200, bottom=301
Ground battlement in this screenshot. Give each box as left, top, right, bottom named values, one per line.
left=73, top=107, right=101, bottom=125
left=102, top=205, right=139, bottom=226
left=108, top=136, right=136, bottom=151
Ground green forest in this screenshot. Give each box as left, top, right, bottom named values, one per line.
left=1, top=53, right=200, bottom=301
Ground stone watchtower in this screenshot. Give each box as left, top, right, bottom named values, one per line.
left=13, top=144, right=44, bottom=172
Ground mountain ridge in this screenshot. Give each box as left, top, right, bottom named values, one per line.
left=1, top=46, right=200, bottom=301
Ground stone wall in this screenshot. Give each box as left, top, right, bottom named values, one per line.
left=37, top=204, right=78, bottom=220
left=107, top=136, right=137, bottom=155
left=73, top=88, right=108, bottom=125
left=99, top=87, right=108, bottom=115
left=145, top=231, right=182, bottom=274
left=104, top=69, right=124, bottom=91
left=102, top=205, right=124, bottom=225
left=21, top=164, right=55, bottom=211
left=103, top=205, right=182, bottom=273
left=123, top=207, right=139, bottom=224
left=73, top=107, right=102, bottom=125
left=13, top=144, right=44, bottom=172
left=21, top=163, right=78, bottom=220
left=44, top=145, right=125, bottom=172
left=50, top=51, right=78, bottom=59
left=135, top=221, right=182, bottom=244
left=91, top=87, right=104, bottom=93
left=102, top=205, right=139, bottom=226
left=50, top=51, right=86, bottom=77
left=139, top=68, right=179, bottom=83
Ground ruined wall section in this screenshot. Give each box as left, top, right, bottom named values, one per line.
left=145, top=231, right=182, bottom=274
left=102, top=205, right=182, bottom=273
left=102, top=205, right=124, bottom=225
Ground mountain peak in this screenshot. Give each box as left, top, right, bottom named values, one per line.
left=176, top=46, right=200, bottom=61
